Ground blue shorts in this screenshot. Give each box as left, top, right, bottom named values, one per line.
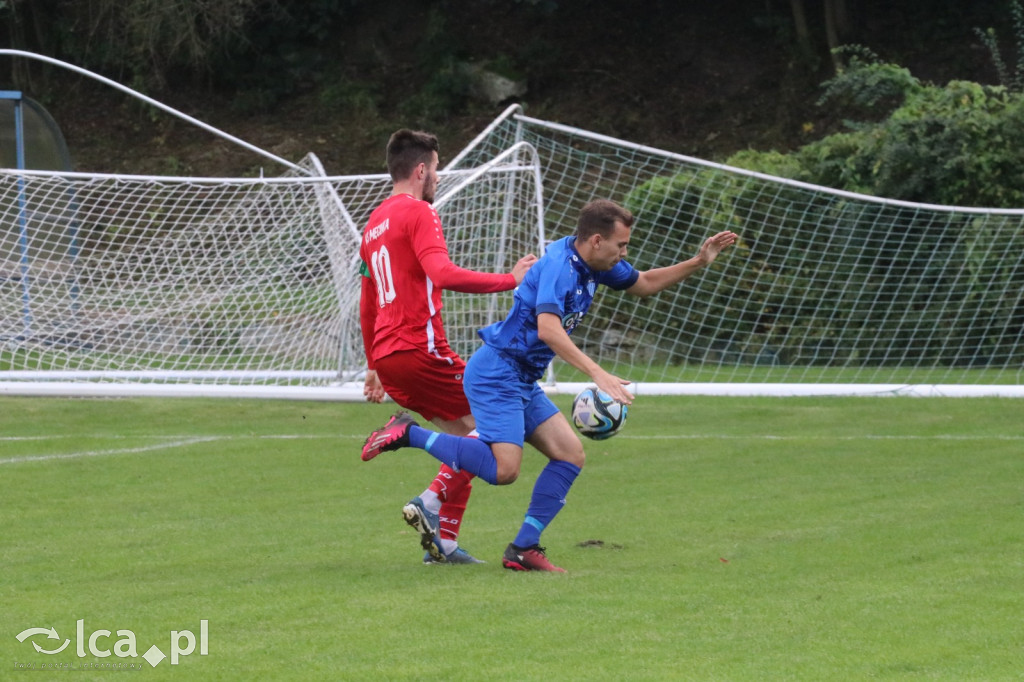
left=463, top=344, right=560, bottom=446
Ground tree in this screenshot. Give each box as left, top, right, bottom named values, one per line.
left=3, top=0, right=284, bottom=91
left=788, top=0, right=854, bottom=69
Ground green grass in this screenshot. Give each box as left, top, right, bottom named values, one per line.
left=1, top=396, right=1022, bottom=680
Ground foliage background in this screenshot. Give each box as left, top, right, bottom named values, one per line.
left=0, top=0, right=1013, bottom=179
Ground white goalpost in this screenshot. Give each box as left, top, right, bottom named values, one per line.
left=2, top=51, right=1022, bottom=398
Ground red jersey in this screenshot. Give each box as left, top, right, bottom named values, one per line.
left=359, top=194, right=516, bottom=369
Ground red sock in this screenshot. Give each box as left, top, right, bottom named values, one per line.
left=430, top=466, right=474, bottom=542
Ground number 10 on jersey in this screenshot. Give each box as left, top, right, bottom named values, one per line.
left=370, top=246, right=396, bottom=306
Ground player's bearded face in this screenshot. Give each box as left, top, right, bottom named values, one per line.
left=423, top=166, right=438, bottom=203
left=422, top=154, right=440, bottom=204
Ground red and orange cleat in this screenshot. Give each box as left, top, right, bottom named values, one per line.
left=501, top=543, right=566, bottom=573
left=361, top=411, right=417, bottom=461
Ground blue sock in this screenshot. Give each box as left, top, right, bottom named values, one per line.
left=408, top=426, right=498, bottom=485
left=513, top=460, right=582, bottom=548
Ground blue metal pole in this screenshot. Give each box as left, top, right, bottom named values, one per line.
left=1, top=90, right=32, bottom=339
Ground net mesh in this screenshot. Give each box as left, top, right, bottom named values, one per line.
left=0, top=146, right=544, bottom=387
left=448, top=111, right=1024, bottom=388
left=3, top=105, right=1023, bottom=396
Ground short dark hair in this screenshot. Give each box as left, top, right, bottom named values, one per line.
left=576, top=199, right=634, bottom=240
left=385, top=129, right=440, bottom=181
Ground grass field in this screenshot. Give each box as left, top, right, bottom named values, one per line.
left=1, top=395, right=1022, bottom=680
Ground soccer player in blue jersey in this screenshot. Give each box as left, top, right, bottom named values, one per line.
left=362, top=198, right=738, bottom=571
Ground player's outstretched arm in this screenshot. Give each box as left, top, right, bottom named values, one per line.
left=627, top=230, right=738, bottom=298
left=420, top=251, right=535, bottom=294
left=537, top=312, right=634, bottom=405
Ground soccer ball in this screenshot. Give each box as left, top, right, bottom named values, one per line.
left=571, top=386, right=627, bottom=440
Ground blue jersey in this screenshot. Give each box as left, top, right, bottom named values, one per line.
left=477, top=235, right=639, bottom=382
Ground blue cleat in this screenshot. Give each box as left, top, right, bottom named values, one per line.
left=423, top=546, right=486, bottom=565
left=402, top=496, right=443, bottom=562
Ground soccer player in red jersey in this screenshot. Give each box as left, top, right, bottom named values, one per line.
left=359, top=129, right=536, bottom=564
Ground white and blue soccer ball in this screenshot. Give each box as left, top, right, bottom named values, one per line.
left=571, top=386, right=628, bottom=440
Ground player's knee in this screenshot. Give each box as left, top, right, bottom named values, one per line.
left=495, top=462, right=520, bottom=485
left=496, top=470, right=519, bottom=485
left=538, top=434, right=585, bottom=469
left=561, top=434, right=586, bottom=468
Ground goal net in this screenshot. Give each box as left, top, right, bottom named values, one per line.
left=448, top=107, right=1024, bottom=396
left=2, top=86, right=1022, bottom=398
left=0, top=144, right=544, bottom=398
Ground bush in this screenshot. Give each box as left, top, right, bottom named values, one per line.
left=806, top=51, right=1024, bottom=207
left=614, top=158, right=1024, bottom=370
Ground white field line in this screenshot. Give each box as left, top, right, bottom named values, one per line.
left=616, top=434, right=1024, bottom=441
left=0, top=436, right=224, bottom=465
left=1, top=433, right=1021, bottom=466
left=0, top=434, right=361, bottom=465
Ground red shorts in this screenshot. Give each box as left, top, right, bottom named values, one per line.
left=374, top=349, right=471, bottom=422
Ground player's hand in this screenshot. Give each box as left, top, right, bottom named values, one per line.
left=510, top=253, right=538, bottom=284
left=698, top=231, right=738, bottom=265
left=363, top=370, right=386, bottom=403
left=592, top=368, right=634, bottom=406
